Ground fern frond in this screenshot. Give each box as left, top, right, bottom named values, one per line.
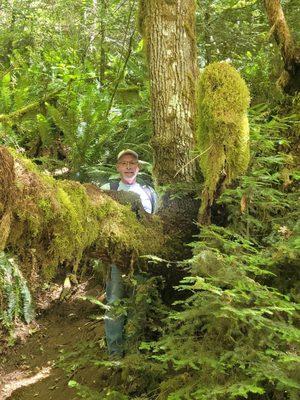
left=0, top=252, right=35, bottom=326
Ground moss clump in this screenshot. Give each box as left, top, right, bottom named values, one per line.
left=196, top=62, right=250, bottom=223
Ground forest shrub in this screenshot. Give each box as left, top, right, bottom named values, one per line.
left=133, top=106, right=300, bottom=400
left=68, top=106, right=299, bottom=400
left=146, top=225, right=299, bottom=400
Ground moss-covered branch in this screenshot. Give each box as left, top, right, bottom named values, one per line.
left=264, top=0, right=300, bottom=94
left=0, top=89, right=64, bottom=123
left=0, top=147, right=164, bottom=284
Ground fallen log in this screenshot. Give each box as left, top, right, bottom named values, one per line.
left=0, top=89, right=64, bottom=124
left=0, top=146, right=164, bottom=287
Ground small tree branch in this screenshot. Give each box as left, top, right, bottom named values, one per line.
left=0, top=88, right=64, bottom=124
left=264, top=0, right=300, bottom=94
left=105, top=0, right=136, bottom=117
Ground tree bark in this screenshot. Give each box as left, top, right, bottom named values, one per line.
left=139, top=0, right=198, bottom=185
left=264, top=0, right=300, bottom=94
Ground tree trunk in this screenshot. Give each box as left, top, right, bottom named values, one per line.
left=139, top=0, right=198, bottom=185
left=264, top=0, right=300, bottom=94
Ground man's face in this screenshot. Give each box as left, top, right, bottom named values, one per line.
left=117, top=154, right=139, bottom=184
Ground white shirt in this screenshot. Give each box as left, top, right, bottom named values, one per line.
left=101, top=181, right=153, bottom=214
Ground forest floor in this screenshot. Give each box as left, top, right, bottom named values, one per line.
left=0, top=278, right=108, bottom=400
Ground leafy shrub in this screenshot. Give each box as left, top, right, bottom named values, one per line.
left=137, top=106, right=300, bottom=400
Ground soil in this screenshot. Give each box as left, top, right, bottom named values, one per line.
left=0, top=279, right=107, bottom=400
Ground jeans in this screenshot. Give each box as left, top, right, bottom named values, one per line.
left=104, top=264, right=125, bottom=357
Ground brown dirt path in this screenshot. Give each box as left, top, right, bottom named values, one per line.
left=0, top=280, right=105, bottom=400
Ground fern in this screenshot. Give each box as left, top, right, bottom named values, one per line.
left=0, top=72, right=12, bottom=113
left=219, top=105, right=300, bottom=242
left=84, top=106, right=299, bottom=400
left=0, top=252, right=35, bottom=328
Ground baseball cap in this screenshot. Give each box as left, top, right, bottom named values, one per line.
left=117, top=149, right=139, bottom=161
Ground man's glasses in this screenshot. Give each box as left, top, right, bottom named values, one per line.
left=118, top=161, right=138, bottom=167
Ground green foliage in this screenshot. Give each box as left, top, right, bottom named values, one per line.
left=1, top=1, right=299, bottom=398
left=197, top=61, right=250, bottom=222
left=219, top=103, right=300, bottom=242
left=60, top=219, right=299, bottom=399
left=63, top=104, right=300, bottom=399
left=58, top=276, right=167, bottom=399
left=0, top=252, right=34, bottom=329
left=0, top=0, right=152, bottom=179
left=124, top=105, right=299, bottom=400
left=196, top=0, right=300, bottom=101
left=147, top=225, right=299, bottom=399
left=124, top=275, right=168, bottom=350
left=125, top=105, right=297, bottom=400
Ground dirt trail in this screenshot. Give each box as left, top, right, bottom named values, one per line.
left=0, top=280, right=105, bottom=400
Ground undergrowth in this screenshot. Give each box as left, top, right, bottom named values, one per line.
left=59, top=105, right=299, bottom=399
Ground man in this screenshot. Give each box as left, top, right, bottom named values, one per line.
left=101, top=149, right=157, bottom=358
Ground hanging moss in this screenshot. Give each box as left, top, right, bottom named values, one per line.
left=196, top=62, right=251, bottom=224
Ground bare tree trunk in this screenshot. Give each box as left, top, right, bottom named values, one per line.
left=264, top=0, right=300, bottom=94
left=139, top=0, right=198, bottom=185
left=99, top=0, right=108, bottom=84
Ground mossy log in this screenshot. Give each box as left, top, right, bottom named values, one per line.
left=0, top=146, right=165, bottom=287
left=0, top=89, right=64, bottom=124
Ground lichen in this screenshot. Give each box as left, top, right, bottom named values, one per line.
left=196, top=61, right=250, bottom=223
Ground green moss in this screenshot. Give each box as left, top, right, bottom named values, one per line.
left=37, top=198, right=53, bottom=221
left=8, top=148, right=42, bottom=175
left=0, top=211, right=11, bottom=251
left=3, top=149, right=163, bottom=281
left=47, top=181, right=100, bottom=272
left=196, top=62, right=250, bottom=223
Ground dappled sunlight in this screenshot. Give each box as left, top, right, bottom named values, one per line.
left=0, top=365, right=52, bottom=399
